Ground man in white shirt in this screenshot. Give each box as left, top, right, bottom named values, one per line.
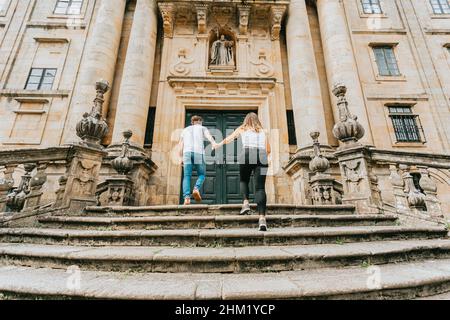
left=178, top=115, right=217, bottom=205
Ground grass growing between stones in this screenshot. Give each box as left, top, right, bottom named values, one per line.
left=360, top=259, right=373, bottom=268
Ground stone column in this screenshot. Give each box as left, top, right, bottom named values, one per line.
left=111, top=0, right=158, bottom=146
left=62, top=0, right=127, bottom=144
left=286, top=0, right=328, bottom=147
left=316, top=0, right=373, bottom=145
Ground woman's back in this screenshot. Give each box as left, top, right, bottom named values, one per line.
left=241, top=129, right=266, bottom=149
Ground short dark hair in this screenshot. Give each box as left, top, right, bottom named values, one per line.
left=191, top=115, right=203, bottom=124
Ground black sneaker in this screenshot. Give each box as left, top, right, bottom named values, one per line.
left=240, top=202, right=251, bottom=215
left=259, top=216, right=267, bottom=232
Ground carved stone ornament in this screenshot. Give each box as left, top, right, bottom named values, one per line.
left=402, top=169, right=426, bottom=210
left=270, top=6, right=286, bottom=41
left=169, top=48, right=194, bottom=76
left=238, top=5, right=251, bottom=35
left=308, top=131, right=330, bottom=174
left=332, top=84, right=365, bottom=145
left=195, top=4, right=208, bottom=34
left=72, top=160, right=98, bottom=197
left=0, top=165, right=16, bottom=196
left=111, top=130, right=134, bottom=176
left=342, top=160, right=364, bottom=195
left=158, top=3, right=175, bottom=38
left=6, top=163, right=36, bottom=212
left=76, top=80, right=110, bottom=149
left=250, top=49, right=275, bottom=77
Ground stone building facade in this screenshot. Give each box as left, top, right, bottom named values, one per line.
left=0, top=0, right=449, bottom=219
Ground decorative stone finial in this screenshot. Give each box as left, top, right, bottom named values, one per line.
left=76, top=80, right=110, bottom=149
left=332, top=84, right=365, bottom=145
left=309, top=131, right=330, bottom=174
left=111, top=130, right=134, bottom=175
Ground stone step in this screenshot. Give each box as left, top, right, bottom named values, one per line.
left=37, top=214, right=398, bottom=230
left=1, top=240, right=449, bottom=274
left=1, top=259, right=450, bottom=299
left=0, top=226, right=447, bottom=247
left=81, top=204, right=356, bottom=217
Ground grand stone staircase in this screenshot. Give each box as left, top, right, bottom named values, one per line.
left=0, top=204, right=449, bottom=300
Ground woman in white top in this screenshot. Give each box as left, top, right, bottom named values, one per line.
left=216, top=113, right=271, bottom=231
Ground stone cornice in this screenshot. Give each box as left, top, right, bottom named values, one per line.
left=157, top=0, right=290, bottom=4
left=167, top=76, right=276, bottom=95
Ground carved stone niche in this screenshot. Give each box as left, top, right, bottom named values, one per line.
left=208, top=27, right=237, bottom=75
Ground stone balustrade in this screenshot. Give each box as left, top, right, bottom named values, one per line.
left=284, top=85, right=449, bottom=221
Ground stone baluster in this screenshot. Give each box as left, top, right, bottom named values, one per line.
left=0, top=165, right=17, bottom=212
left=23, top=162, right=48, bottom=210
left=6, top=164, right=36, bottom=213
left=316, top=0, right=373, bottom=145
left=62, top=0, right=127, bottom=144
left=388, top=164, right=409, bottom=212
left=286, top=0, right=329, bottom=147
left=418, top=167, right=443, bottom=218
left=112, top=0, right=158, bottom=146
left=402, top=167, right=426, bottom=212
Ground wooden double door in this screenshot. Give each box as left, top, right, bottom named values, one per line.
left=181, top=110, right=255, bottom=205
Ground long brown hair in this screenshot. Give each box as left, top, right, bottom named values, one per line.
left=240, top=112, right=263, bottom=133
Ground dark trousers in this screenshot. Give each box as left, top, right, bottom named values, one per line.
left=239, top=148, right=268, bottom=215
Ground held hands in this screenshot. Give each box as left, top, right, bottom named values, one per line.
left=212, top=141, right=223, bottom=150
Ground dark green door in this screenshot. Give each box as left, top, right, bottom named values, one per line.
left=181, top=110, right=255, bottom=204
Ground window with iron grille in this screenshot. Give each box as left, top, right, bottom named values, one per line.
left=373, top=46, right=401, bottom=76
left=361, top=0, right=383, bottom=14
left=144, top=107, right=156, bottom=147
left=24, top=68, right=57, bottom=90
left=286, top=110, right=297, bottom=146
left=388, top=106, right=423, bottom=143
left=430, top=0, right=450, bottom=14
left=54, top=0, right=83, bottom=15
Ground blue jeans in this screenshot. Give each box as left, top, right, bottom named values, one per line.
left=183, top=152, right=206, bottom=199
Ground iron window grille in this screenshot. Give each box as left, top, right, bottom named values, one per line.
left=388, top=106, right=425, bottom=143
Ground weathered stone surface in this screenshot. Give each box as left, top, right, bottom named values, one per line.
left=1, top=259, right=450, bottom=300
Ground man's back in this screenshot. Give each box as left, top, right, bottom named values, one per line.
left=182, top=124, right=208, bottom=154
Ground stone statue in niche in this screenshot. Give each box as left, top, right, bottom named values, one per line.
left=210, top=34, right=234, bottom=66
